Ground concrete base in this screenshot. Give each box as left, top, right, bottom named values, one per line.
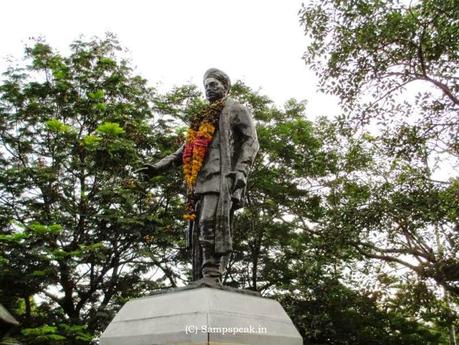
left=100, top=287, right=302, bottom=345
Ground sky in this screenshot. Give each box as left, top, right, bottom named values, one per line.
left=0, top=0, right=340, bottom=117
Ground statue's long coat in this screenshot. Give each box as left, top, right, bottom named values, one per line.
left=156, top=97, right=259, bottom=260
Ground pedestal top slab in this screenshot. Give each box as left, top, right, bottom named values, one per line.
left=100, top=287, right=302, bottom=345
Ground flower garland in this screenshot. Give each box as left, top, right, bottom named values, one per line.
left=183, top=98, right=226, bottom=221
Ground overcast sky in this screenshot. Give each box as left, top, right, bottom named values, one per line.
left=0, top=0, right=340, bottom=116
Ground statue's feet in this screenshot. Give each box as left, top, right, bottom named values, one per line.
left=190, top=276, right=222, bottom=288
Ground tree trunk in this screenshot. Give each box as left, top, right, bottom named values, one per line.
left=449, top=324, right=457, bottom=345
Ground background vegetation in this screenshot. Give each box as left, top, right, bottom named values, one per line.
left=1, top=1, right=458, bottom=343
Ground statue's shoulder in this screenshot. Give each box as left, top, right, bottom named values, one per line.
left=224, top=97, right=248, bottom=113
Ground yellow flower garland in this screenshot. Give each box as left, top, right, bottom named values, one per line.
left=182, top=98, right=225, bottom=221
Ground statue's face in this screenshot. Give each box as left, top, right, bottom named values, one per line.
left=204, top=77, right=227, bottom=102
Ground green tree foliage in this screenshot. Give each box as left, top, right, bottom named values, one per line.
left=157, top=81, right=448, bottom=343
left=0, top=35, right=448, bottom=344
left=300, top=0, right=459, bottom=342
left=224, top=84, right=325, bottom=292
left=300, top=0, right=459, bottom=146
left=280, top=278, right=445, bottom=345
left=300, top=0, right=459, bottom=290
left=0, top=35, right=186, bottom=344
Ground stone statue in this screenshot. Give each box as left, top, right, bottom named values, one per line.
left=0, top=303, right=19, bottom=339
left=139, top=68, right=259, bottom=284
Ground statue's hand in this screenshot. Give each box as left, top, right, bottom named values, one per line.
left=232, top=187, right=245, bottom=210
left=134, top=163, right=160, bottom=179
left=228, top=171, right=246, bottom=191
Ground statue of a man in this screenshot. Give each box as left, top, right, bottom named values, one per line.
left=140, top=68, right=259, bottom=284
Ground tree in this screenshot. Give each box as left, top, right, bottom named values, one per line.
left=161, top=81, right=447, bottom=343
left=300, top=0, right=459, bottom=342
left=0, top=35, right=185, bottom=344
left=280, top=277, right=445, bottom=345
left=222, top=83, right=326, bottom=292
left=300, top=0, right=459, bottom=154
left=0, top=33, right=448, bottom=345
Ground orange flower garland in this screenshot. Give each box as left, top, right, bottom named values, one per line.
left=183, top=98, right=226, bottom=221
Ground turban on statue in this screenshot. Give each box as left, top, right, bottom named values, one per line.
left=203, top=68, right=231, bottom=91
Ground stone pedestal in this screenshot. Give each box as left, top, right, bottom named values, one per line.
left=100, top=287, right=302, bottom=345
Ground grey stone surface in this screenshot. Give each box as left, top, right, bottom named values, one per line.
left=150, top=277, right=260, bottom=297
left=0, top=304, right=19, bottom=326
left=100, top=287, right=302, bottom=345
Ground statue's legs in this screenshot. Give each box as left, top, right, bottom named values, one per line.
left=198, top=193, right=222, bottom=280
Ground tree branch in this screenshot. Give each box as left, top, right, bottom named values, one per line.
left=418, top=75, right=459, bottom=107
left=354, top=245, right=423, bottom=273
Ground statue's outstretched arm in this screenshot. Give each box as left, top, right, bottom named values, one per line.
left=137, top=145, right=184, bottom=177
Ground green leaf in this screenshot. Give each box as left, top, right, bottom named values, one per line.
left=0, top=232, right=30, bottom=242
left=27, top=223, right=62, bottom=235
left=96, top=121, right=125, bottom=136
left=82, top=134, right=102, bottom=147
left=45, top=118, right=74, bottom=134
left=88, top=89, right=105, bottom=100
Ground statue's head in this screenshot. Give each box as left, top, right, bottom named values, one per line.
left=203, top=68, right=231, bottom=102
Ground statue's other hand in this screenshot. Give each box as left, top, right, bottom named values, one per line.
left=231, top=188, right=244, bottom=210
left=228, top=171, right=246, bottom=191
